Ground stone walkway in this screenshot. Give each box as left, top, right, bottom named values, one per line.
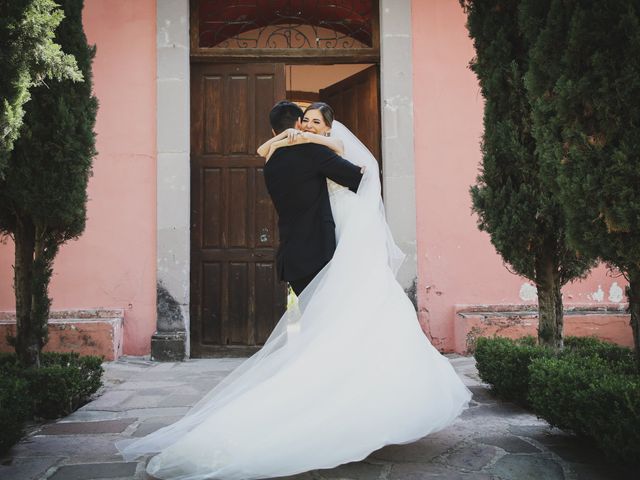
left=0, top=355, right=634, bottom=480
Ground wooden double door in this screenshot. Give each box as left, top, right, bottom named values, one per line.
left=190, top=63, right=380, bottom=356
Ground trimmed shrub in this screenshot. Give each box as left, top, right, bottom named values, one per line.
left=563, top=336, right=636, bottom=373
left=529, top=354, right=640, bottom=464
left=0, top=351, right=17, bottom=367
left=25, top=356, right=103, bottom=418
left=474, top=336, right=637, bottom=407
left=0, top=375, right=30, bottom=454
left=0, top=351, right=103, bottom=453
left=474, top=336, right=552, bottom=405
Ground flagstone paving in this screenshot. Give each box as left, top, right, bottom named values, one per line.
left=0, top=355, right=634, bottom=480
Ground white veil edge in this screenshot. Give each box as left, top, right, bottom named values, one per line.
left=331, top=120, right=406, bottom=275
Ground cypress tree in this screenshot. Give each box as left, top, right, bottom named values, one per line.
left=0, top=0, right=81, bottom=174
left=530, top=0, right=640, bottom=365
left=460, top=0, right=594, bottom=348
left=0, top=0, right=97, bottom=367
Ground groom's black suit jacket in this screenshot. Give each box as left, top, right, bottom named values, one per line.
left=264, top=143, right=363, bottom=282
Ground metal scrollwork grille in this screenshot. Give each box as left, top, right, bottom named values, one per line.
left=197, top=0, right=374, bottom=49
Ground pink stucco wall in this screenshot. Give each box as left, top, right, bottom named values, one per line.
left=411, top=0, right=628, bottom=351
left=0, top=0, right=157, bottom=355
left=0, top=0, right=628, bottom=358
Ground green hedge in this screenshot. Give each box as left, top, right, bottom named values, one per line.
left=529, top=354, right=640, bottom=464
left=0, top=352, right=104, bottom=454
left=563, top=336, right=636, bottom=372
left=474, top=336, right=552, bottom=405
left=474, top=336, right=637, bottom=405
left=0, top=374, right=30, bottom=453
left=474, top=336, right=639, bottom=465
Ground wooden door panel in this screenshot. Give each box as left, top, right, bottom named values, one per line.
left=228, top=168, right=249, bottom=247
left=191, top=63, right=287, bottom=356
left=254, top=167, right=277, bottom=249
left=203, top=168, right=222, bottom=248
left=320, top=65, right=381, bottom=168
left=228, top=76, right=251, bottom=154
left=342, top=88, right=358, bottom=133
left=228, top=262, right=249, bottom=344
left=255, top=262, right=278, bottom=341
left=202, top=262, right=222, bottom=344
left=256, top=76, right=278, bottom=147
left=204, top=76, right=224, bottom=154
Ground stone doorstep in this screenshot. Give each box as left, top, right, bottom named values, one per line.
left=0, top=309, right=124, bottom=361
left=453, top=304, right=633, bottom=354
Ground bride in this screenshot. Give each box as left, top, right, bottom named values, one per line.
left=117, top=102, right=471, bottom=480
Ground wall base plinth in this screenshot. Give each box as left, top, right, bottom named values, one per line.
left=454, top=304, right=632, bottom=354
left=150, top=331, right=187, bottom=361
left=0, top=309, right=124, bottom=361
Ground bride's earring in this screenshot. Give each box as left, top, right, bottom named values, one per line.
left=324, top=131, right=331, bottom=137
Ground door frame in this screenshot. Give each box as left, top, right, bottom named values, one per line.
left=154, top=0, right=417, bottom=358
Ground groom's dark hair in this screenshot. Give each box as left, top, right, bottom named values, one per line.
left=269, top=101, right=304, bottom=134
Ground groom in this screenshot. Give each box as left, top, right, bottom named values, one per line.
left=264, top=101, right=363, bottom=295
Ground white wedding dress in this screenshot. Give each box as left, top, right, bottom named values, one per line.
left=117, top=122, right=471, bottom=479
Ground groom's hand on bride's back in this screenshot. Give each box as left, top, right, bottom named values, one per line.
left=312, top=144, right=363, bottom=193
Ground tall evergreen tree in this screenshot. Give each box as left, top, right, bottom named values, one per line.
left=460, top=0, right=594, bottom=348
left=0, top=0, right=81, bottom=174
left=0, top=0, right=97, bottom=367
left=529, top=0, right=640, bottom=364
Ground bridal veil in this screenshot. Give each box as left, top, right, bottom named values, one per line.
left=115, top=121, right=471, bottom=480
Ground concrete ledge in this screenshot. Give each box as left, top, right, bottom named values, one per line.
left=454, top=303, right=632, bottom=354
left=0, top=309, right=124, bottom=360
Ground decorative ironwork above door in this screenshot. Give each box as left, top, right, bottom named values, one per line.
left=191, top=0, right=379, bottom=63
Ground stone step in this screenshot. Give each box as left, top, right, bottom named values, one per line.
left=0, top=309, right=124, bottom=360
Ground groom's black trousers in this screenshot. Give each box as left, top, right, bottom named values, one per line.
left=289, top=266, right=324, bottom=296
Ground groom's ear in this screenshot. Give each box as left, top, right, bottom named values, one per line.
left=295, top=118, right=302, bottom=130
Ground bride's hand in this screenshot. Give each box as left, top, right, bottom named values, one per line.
left=285, top=128, right=304, bottom=143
